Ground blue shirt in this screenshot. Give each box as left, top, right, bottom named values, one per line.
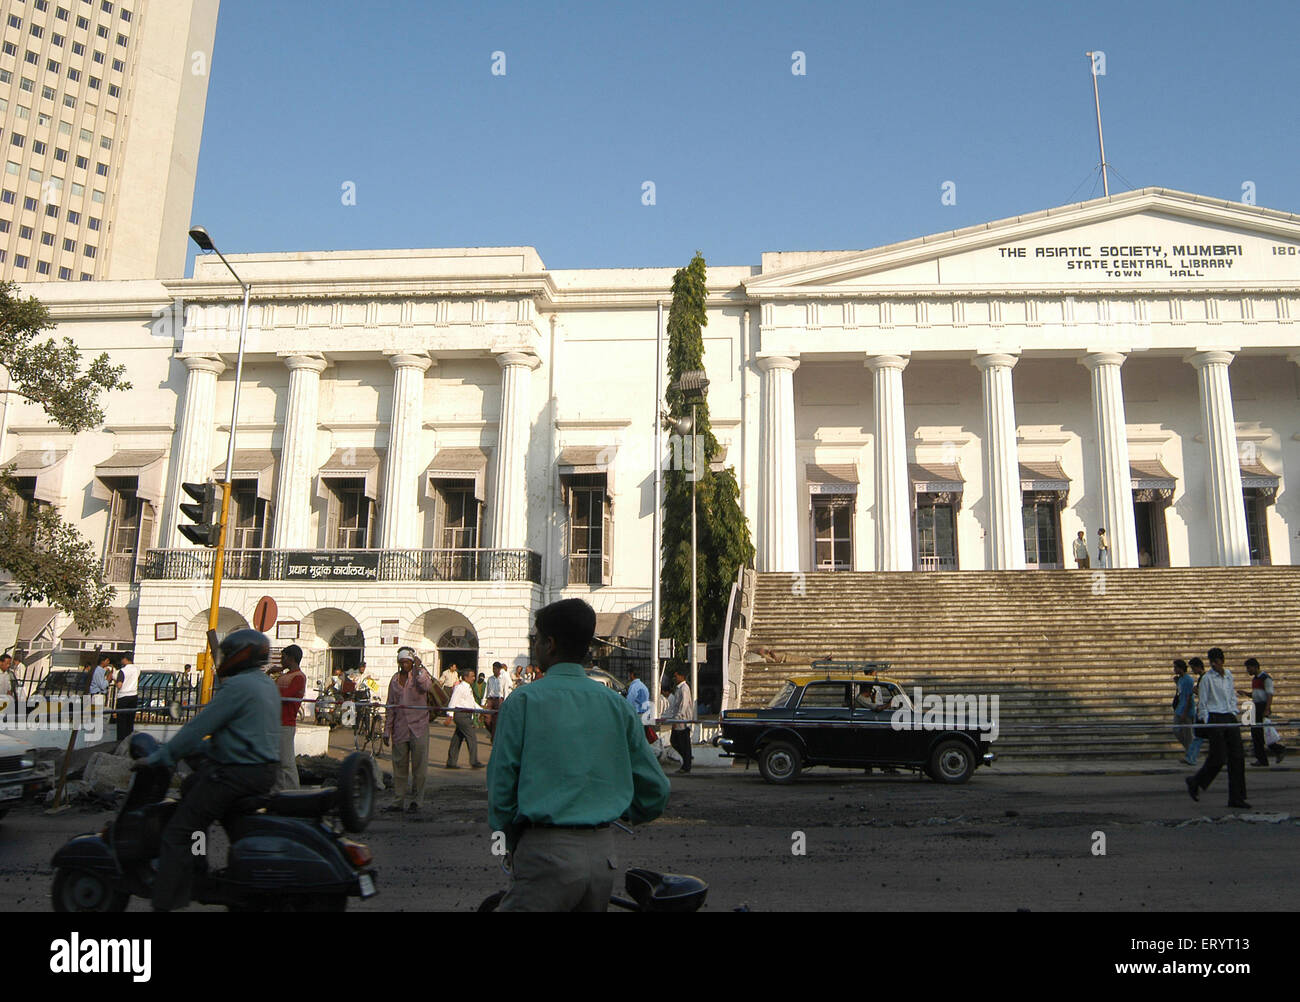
left=487, top=663, right=670, bottom=851
left=89, top=666, right=108, bottom=695
left=625, top=678, right=651, bottom=721
left=151, top=668, right=281, bottom=767
left=1175, top=672, right=1194, bottom=717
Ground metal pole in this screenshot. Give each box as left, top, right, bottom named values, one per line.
left=200, top=259, right=250, bottom=702
left=690, top=402, right=698, bottom=716
left=1087, top=51, right=1109, bottom=197
left=651, top=302, right=663, bottom=694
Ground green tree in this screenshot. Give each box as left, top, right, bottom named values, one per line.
left=660, top=253, right=754, bottom=686
left=0, top=281, right=130, bottom=630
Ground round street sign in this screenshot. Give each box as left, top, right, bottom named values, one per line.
left=253, top=596, right=278, bottom=633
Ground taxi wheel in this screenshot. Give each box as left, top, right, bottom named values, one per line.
left=757, top=741, right=802, bottom=784
left=928, top=740, right=975, bottom=784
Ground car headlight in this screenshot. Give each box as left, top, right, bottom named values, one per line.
left=20, top=757, right=34, bottom=770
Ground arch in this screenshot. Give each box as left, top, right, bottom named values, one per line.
left=182, top=607, right=250, bottom=641
left=301, top=607, right=366, bottom=677
left=413, top=608, right=479, bottom=677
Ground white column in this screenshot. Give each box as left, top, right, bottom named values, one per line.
left=757, top=355, right=800, bottom=572
left=1082, top=352, right=1138, bottom=568
left=162, top=354, right=225, bottom=546
left=866, top=354, right=912, bottom=571
left=1189, top=350, right=1249, bottom=566
left=378, top=352, right=433, bottom=550
left=487, top=350, right=539, bottom=551
left=271, top=354, right=328, bottom=550
left=973, top=353, right=1025, bottom=570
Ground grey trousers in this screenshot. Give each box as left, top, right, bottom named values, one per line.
left=498, top=827, right=617, bottom=912
left=273, top=726, right=299, bottom=793
left=392, top=733, right=429, bottom=806
left=447, top=712, right=481, bottom=766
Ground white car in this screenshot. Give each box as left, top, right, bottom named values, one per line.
left=0, top=732, right=42, bottom=819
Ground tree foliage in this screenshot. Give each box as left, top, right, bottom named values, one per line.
left=660, top=254, right=755, bottom=684
left=0, top=281, right=129, bottom=630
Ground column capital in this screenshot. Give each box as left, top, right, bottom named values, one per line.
left=281, top=353, right=329, bottom=374
left=1080, top=351, right=1127, bottom=371
left=385, top=351, right=434, bottom=372
left=494, top=349, right=541, bottom=371
left=972, top=352, right=1018, bottom=372
left=178, top=354, right=226, bottom=375
left=756, top=354, right=800, bottom=373
left=864, top=353, right=909, bottom=372
left=1186, top=349, right=1236, bottom=369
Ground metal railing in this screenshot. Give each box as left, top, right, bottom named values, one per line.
left=138, top=547, right=543, bottom=584
left=917, top=555, right=958, bottom=571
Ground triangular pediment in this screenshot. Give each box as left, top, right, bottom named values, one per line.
left=745, top=188, right=1300, bottom=293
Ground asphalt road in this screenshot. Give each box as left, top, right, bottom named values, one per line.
left=2, top=745, right=1296, bottom=912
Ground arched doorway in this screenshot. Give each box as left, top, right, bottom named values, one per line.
left=414, top=608, right=480, bottom=678
left=436, top=626, right=478, bottom=677
left=300, top=608, right=365, bottom=682
left=327, top=625, right=365, bottom=674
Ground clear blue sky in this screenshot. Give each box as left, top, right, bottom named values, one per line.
left=188, top=0, right=1300, bottom=274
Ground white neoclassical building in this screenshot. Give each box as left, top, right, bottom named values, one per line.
left=2, top=187, right=1299, bottom=687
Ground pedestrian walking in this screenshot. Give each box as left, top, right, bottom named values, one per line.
left=625, top=665, right=656, bottom=743
left=384, top=648, right=432, bottom=813
left=1184, top=657, right=1207, bottom=764
left=439, top=664, right=460, bottom=691
left=487, top=598, right=669, bottom=911
left=1172, top=659, right=1195, bottom=753
left=445, top=667, right=485, bottom=768
left=272, top=644, right=306, bottom=792
left=1186, top=648, right=1250, bottom=809
left=115, top=653, right=139, bottom=742
left=0, top=653, right=19, bottom=704
left=484, top=663, right=506, bottom=738
left=1244, top=658, right=1288, bottom=766
left=1096, top=527, right=1111, bottom=568
left=1072, top=530, right=1090, bottom=569
left=664, top=668, right=694, bottom=774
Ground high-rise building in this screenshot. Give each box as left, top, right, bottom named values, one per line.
left=0, top=0, right=217, bottom=282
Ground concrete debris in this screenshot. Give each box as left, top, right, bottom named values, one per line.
left=82, top=752, right=133, bottom=794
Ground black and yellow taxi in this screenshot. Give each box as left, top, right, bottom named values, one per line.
left=717, top=660, right=995, bottom=784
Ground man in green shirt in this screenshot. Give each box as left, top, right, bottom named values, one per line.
left=134, top=629, right=281, bottom=911
left=488, top=598, right=670, bottom=911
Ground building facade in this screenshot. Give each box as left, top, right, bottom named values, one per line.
left=0, top=0, right=218, bottom=283
left=3, top=188, right=1299, bottom=688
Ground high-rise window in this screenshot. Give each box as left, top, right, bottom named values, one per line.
left=62, top=237, right=74, bottom=250
left=57, top=266, right=70, bottom=279
left=35, top=260, right=49, bottom=274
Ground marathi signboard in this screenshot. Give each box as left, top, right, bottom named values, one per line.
left=283, top=551, right=380, bottom=581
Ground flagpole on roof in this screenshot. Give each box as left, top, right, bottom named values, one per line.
left=1086, top=51, right=1110, bottom=197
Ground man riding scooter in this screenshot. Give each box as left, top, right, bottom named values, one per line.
left=131, top=628, right=281, bottom=911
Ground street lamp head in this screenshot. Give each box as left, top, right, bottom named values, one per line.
left=188, top=226, right=216, bottom=252
left=673, top=415, right=693, bottom=436
left=675, top=370, right=710, bottom=400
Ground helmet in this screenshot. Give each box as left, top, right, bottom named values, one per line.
left=218, top=629, right=271, bottom=678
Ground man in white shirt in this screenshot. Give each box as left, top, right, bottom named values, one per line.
left=445, top=667, right=485, bottom=768
left=484, top=663, right=507, bottom=738
left=665, top=668, right=694, bottom=775
left=1186, top=647, right=1250, bottom=809
left=115, top=654, right=140, bottom=743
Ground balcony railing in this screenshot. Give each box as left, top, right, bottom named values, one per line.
left=916, top=555, right=958, bottom=571
left=139, top=548, right=543, bottom=584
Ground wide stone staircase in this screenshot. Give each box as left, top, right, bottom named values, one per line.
left=739, top=568, right=1300, bottom=760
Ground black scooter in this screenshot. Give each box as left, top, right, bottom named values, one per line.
left=51, top=733, right=379, bottom=912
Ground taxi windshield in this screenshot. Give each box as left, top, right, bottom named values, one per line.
left=767, top=682, right=796, bottom=709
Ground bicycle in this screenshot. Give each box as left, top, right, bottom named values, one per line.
left=354, top=702, right=386, bottom=757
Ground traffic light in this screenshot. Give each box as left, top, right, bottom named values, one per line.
left=178, top=481, right=222, bottom=547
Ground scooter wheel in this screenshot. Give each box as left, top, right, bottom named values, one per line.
left=52, top=867, right=129, bottom=913
left=337, top=752, right=375, bottom=833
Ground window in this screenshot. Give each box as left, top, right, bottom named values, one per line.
left=14, top=105, right=28, bottom=119
left=90, top=187, right=101, bottom=202
left=62, top=94, right=74, bottom=107
left=87, top=76, right=99, bottom=89
left=22, top=195, right=37, bottom=210
left=53, top=146, right=65, bottom=160
left=0, top=70, right=12, bottom=84
left=76, top=16, right=88, bottom=31
left=14, top=254, right=27, bottom=267
left=2, top=42, right=15, bottom=56
left=94, top=160, right=106, bottom=175
left=4, top=160, right=17, bottom=174
left=29, top=25, right=43, bottom=39
left=47, top=59, right=60, bottom=73
left=812, top=496, right=853, bottom=571
left=434, top=481, right=480, bottom=577
left=85, top=214, right=97, bottom=228
left=70, top=180, right=82, bottom=195
left=51, top=33, right=64, bottom=46
left=57, top=120, right=70, bottom=134
left=74, top=154, right=85, bottom=167
left=111, top=58, right=121, bottom=72
left=0, top=250, right=8, bottom=263
left=44, top=202, right=56, bottom=216
left=103, top=481, right=153, bottom=583
left=18, top=76, right=33, bottom=91
left=0, top=219, right=9, bottom=232
left=1022, top=496, right=1062, bottom=569
left=18, top=224, right=31, bottom=238
left=91, top=49, right=102, bottom=63
left=35, top=259, right=49, bottom=274
left=40, top=84, right=53, bottom=99
left=24, top=50, right=38, bottom=64
left=565, top=473, right=611, bottom=585
left=37, top=111, right=50, bottom=125
left=0, top=190, right=14, bottom=204
left=35, top=0, right=50, bottom=10
left=101, top=0, right=112, bottom=12
left=62, top=237, right=73, bottom=250
left=80, top=272, right=91, bottom=280
left=6, top=15, right=20, bottom=29
left=96, top=25, right=107, bottom=39
left=325, top=479, right=372, bottom=549
left=0, top=98, right=6, bottom=113
left=40, top=231, right=53, bottom=245
left=27, top=167, right=41, bottom=181
left=119, top=8, right=130, bottom=21
left=32, top=138, right=45, bottom=153
left=57, top=7, right=70, bottom=21
left=227, top=483, right=271, bottom=552
left=1244, top=489, right=1272, bottom=566
left=106, top=83, right=117, bottom=98
left=57, top=266, right=70, bottom=279
left=65, top=208, right=77, bottom=222
left=798, top=682, right=852, bottom=709
left=115, top=33, right=125, bottom=46
left=82, top=243, right=94, bottom=257
left=915, top=498, right=958, bottom=571
left=66, top=67, right=78, bottom=81
left=78, top=127, right=89, bottom=141
left=71, top=40, right=82, bottom=54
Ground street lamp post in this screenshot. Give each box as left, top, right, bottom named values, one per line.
left=188, top=226, right=250, bottom=700
left=673, top=370, right=709, bottom=726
